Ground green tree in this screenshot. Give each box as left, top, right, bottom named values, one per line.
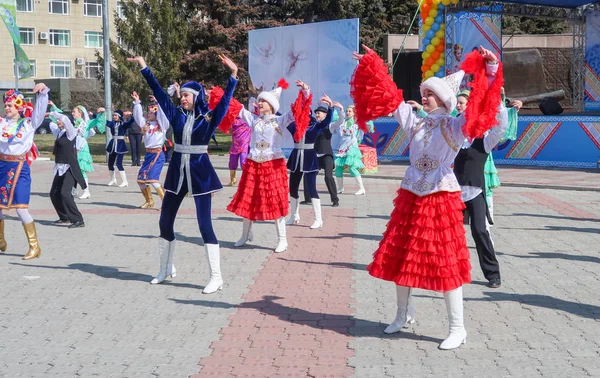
left=503, top=16, right=569, bottom=35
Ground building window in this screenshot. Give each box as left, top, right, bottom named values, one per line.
left=84, top=31, right=103, bottom=48
left=50, top=60, right=71, bottom=78
left=84, top=0, right=102, bottom=17
left=19, top=28, right=35, bottom=45
left=17, top=0, right=33, bottom=12
left=116, top=1, right=125, bottom=18
left=13, top=60, right=37, bottom=77
left=48, top=0, right=68, bottom=14
left=85, top=62, right=102, bottom=78
left=49, top=29, right=70, bottom=46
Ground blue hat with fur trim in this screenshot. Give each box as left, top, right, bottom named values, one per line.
left=180, top=81, right=208, bottom=112
left=114, top=110, right=123, bottom=119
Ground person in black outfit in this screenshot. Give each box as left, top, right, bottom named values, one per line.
left=48, top=112, right=86, bottom=228
left=453, top=109, right=507, bottom=288
left=312, top=106, right=339, bottom=207
left=128, top=116, right=143, bottom=166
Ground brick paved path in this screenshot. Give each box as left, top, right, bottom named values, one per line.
left=0, top=157, right=599, bottom=377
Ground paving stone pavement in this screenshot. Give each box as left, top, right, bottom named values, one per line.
left=0, top=156, right=599, bottom=377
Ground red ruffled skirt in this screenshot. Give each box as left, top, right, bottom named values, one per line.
left=227, top=158, right=289, bottom=221
left=367, top=189, right=471, bottom=292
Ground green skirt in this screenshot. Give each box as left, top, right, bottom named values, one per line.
left=335, top=145, right=364, bottom=171
left=78, top=140, right=95, bottom=173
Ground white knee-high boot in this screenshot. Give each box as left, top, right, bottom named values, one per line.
left=234, top=218, right=253, bottom=247
left=274, top=217, right=288, bottom=253
left=79, top=178, right=91, bottom=199
left=310, top=198, right=323, bottom=229
left=107, top=171, right=117, bottom=186
left=203, top=244, right=223, bottom=294
left=439, top=286, right=467, bottom=350
left=286, top=197, right=300, bottom=225
left=118, top=170, right=128, bottom=187
left=384, top=285, right=416, bottom=334
left=151, top=238, right=177, bottom=284
left=336, top=176, right=344, bottom=194
left=354, top=175, right=365, bottom=195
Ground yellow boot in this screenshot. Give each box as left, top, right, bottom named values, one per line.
left=0, top=219, right=7, bottom=252
left=140, top=186, right=154, bottom=209
left=156, top=186, right=165, bottom=201
left=228, top=170, right=237, bottom=186
left=22, top=222, right=41, bottom=260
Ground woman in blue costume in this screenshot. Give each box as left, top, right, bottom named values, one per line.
left=128, top=54, right=238, bottom=294
left=97, top=107, right=135, bottom=188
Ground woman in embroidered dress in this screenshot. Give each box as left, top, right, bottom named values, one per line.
left=98, top=107, right=135, bottom=188
left=70, top=105, right=96, bottom=199
left=227, top=118, right=251, bottom=186
left=131, top=91, right=170, bottom=209
left=351, top=45, right=505, bottom=350
left=227, top=79, right=311, bottom=253
left=128, top=54, right=239, bottom=294
left=0, top=84, right=49, bottom=260
left=286, top=95, right=337, bottom=229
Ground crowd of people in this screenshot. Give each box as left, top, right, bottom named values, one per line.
left=0, top=45, right=521, bottom=350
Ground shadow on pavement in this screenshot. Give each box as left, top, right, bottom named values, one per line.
left=502, top=252, right=600, bottom=264
left=88, top=201, right=139, bottom=209
left=498, top=226, right=600, bottom=234
left=30, top=191, right=50, bottom=198
left=293, top=232, right=380, bottom=241
left=508, top=213, right=600, bottom=223
left=169, top=295, right=444, bottom=344
left=277, top=258, right=368, bottom=271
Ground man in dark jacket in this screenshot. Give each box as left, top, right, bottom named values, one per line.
left=311, top=105, right=339, bottom=207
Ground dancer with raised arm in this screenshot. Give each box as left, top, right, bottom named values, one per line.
left=131, top=92, right=170, bottom=209
left=0, top=84, right=49, bottom=259
left=71, top=104, right=96, bottom=199
left=227, top=79, right=311, bottom=253
left=128, top=54, right=238, bottom=294
left=100, top=107, right=135, bottom=188
left=352, top=45, right=506, bottom=350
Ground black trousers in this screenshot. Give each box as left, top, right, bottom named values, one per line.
left=50, top=171, right=84, bottom=223
left=316, top=155, right=338, bottom=204
left=129, top=134, right=142, bottom=164
left=464, top=193, right=500, bottom=280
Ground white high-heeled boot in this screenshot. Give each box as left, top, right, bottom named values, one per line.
left=78, top=178, right=91, bottom=199
left=336, top=176, right=344, bottom=194
left=286, top=197, right=300, bottom=225
left=107, top=171, right=117, bottom=186
left=384, top=285, right=416, bottom=334
left=203, top=244, right=223, bottom=294
left=274, top=217, right=288, bottom=253
left=151, top=238, right=177, bottom=284
left=118, top=170, right=128, bottom=187
left=234, top=218, right=253, bottom=247
left=310, top=198, right=323, bottom=229
left=439, top=286, right=467, bottom=350
left=354, top=175, right=366, bottom=195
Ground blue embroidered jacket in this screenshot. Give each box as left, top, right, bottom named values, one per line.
left=105, top=118, right=135, bottom=154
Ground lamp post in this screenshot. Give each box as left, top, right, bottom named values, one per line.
left=102, top=0, right=113, bottom=147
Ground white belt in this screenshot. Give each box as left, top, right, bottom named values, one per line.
left=174, top=144, right=208, bottom=154
left=113, top=136, right=125, bottom=140
left=294, top=143, right=314, bottom=150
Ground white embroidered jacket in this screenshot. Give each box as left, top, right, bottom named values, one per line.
left=0, top=88, right=49, bottom=155
left=132, top=101, right=170, bottom=149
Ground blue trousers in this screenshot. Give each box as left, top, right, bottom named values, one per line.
left=290, top=170, right=318, bottom=199
left=108, top=152, right=125, bottom=171
left=159, top=175, right=217, bottom=244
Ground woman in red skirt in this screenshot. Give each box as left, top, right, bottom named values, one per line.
left=351, top=45, right=505, bottom=350
left=227, top=79, right=311, bottom=253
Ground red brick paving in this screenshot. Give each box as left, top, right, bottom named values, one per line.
left=195, top=208, right=356, bottom=378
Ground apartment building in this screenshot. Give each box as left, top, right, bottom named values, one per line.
left=0, top=0, right=122, bottom=91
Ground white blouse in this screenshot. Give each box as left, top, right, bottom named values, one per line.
left=132, top=101, right=170, bottom=149
left=0, top=88, right=49, bottom=156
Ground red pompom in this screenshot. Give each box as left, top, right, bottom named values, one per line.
left=208, top=86, right=224, bottom=110
left=207, top=85, right=243, bottom=134
left=290, top=90, right=313, bottom=141
left=277, top=78, right=289, bottom=90
left=460, top=52, right=504, bottom=139
left=350, top=50, right=404, bottom=133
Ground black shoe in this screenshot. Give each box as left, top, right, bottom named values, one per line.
left=68, top=220, right=85, bottom=229
left=54, top=219, right=70, bottom=225
left=137, top=162, right=141, bottom=166
left=488, top=278, right=501, bottom=288
left=300, top=200, right=312, bottom=205
left=332, top=201, right=339, bottom=207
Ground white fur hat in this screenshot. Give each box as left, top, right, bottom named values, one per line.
left=420, top=70, right=465, bottom=112
left=257, top=78, right=289, bottom=114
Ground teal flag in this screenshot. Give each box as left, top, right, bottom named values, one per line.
left=0, top=0, right=33, bottom=78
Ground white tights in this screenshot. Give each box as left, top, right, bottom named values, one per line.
left=138, top=183, right=161, bottom=191
left=0, top=209, right=34, bottom=224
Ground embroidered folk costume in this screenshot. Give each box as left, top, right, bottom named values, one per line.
left=352, top=48, right=504, bottom=350
left=228, top=79, right=310, bottom=253
left=136, top=55, right=238, bottom=294
left=105, top=110, right=135, bottom=187
left=48, top=112, right=87, bottom=228
left=132, top=98, right=170, bottom=209
left=228, top=118, right=251, bottom=186
left=72, top=105, right=96, bottom=199
left=0, top=86, right=49, bottom=260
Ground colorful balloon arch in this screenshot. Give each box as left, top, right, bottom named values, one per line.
left=420, top=0, right=459, bottom=81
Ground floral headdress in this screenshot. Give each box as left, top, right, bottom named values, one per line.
left=3, top=89, right=34, bottom=118
left=148, top=103, right=159, bottom=114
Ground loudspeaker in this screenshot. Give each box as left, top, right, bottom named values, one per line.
left=392, top=51, right=423, bottom=101
left=539, top=97, right=563, bottom=115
